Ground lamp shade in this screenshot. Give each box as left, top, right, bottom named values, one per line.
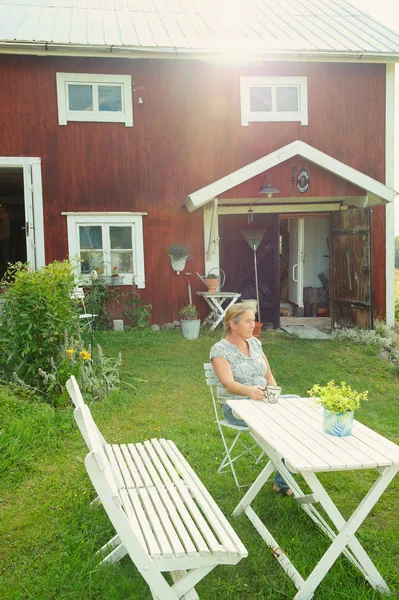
left=259, top=174, right=280, bottom=197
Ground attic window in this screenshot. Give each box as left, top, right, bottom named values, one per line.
left=56, top=73, right=133, bottom=127
left=240, top=76, right=308, bottom=126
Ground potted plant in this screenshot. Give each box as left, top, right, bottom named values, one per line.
left=110, top=266, right=124, bottom=285
left=179, top=303, right=201, bottom=340
left=204, top=272, right=220, bottom=294
left=308, top=380, right=368, bottom=437
left=168, top=244, right=190, bottom=275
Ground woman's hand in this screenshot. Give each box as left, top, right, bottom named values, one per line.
left=248, top=385, right=267, bottom=401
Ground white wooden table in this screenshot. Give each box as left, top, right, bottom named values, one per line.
left=228, top=396, right=399, bottom=600
left=197, top=292, right=241, bottom=330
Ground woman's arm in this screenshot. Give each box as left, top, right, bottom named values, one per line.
left=263, top=352, right=277, bottom=386
left=212, top=357, right=266, bottom=401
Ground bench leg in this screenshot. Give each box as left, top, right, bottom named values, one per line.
left=96, top=534, right=128, bottom=565
left=151, top=567, right=213, bottom=600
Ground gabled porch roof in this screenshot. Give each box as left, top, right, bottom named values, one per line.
left=184, top=140, right=397, bottom=213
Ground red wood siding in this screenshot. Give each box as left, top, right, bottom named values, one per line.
left=0, top=56, right=387, bottom=323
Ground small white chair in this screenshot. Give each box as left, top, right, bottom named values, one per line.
left=71, top=287, right=97, bottom=331
left=204, top=363, right=262, bottom=488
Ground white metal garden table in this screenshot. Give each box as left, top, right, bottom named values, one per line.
left=229, top=396, right=399, bottom=600
left=197, top=291, right=241, bottom=330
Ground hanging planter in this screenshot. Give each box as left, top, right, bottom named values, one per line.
left=168, top=244, right=190, bottom=275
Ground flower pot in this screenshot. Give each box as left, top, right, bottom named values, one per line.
left=323, top=408, right=354, bottom=437
left=103, top=275, right=125, bottom=285
left=205, top=278, right=220, bottom=294
left=253, top=322, right=263, bottom=338
left=181, top=319, right=201, bottom=340
left=169, top=255, right=188, bottom=275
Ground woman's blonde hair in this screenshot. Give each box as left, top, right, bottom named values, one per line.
left=223, top=303, right=255, bottom=334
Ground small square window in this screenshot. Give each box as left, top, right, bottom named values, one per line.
left=250, top=87, right=272, bottom=112
left=98, top=86, right=122, bottom=112
left=64, top=213, right=146, bottom=287
left=68, top=85, right=93, bottom=111
left=276, top=87, right=298, bottom=112
left=56, top=73, right=133, bottom=127
left=241, top=77, right=308, bottom=126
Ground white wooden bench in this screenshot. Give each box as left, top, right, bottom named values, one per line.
left=66, top=376, right=247, bottom=600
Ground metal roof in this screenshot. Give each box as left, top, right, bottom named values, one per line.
left=0, top=0, right=399, bottom=59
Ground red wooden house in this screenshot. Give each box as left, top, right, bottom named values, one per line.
left=0, top=0, right=398, bottom=328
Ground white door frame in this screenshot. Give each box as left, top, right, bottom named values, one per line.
left=288, top=217, right=305, bottom=308
left=0, top=157, right=45, bottom=270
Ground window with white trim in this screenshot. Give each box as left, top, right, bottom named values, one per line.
left=240, top=76, right=308, bottom=126
left=63, top=213, right=146, bottom=287
left=56, top=73, right=133, bottom=127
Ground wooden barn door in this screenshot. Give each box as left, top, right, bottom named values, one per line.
left=330, top=208, right=372, bottom=329
left=219, top=214, right=279, bottom=328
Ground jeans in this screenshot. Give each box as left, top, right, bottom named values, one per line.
left=222, top=395, right=300, bottom=490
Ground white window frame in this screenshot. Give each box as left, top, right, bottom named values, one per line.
left=62, top=212, right=146, bottom=288
left=240, top=76, right=308, bottom=126
left=56, top=73, right=133, bottom=127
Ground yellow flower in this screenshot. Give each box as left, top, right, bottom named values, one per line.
left=79, top=350, right=91, bottom=360
left=66, top=348, right=74, bottom=355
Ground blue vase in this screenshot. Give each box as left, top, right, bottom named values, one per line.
left=323, top=408, right=354, bottom=437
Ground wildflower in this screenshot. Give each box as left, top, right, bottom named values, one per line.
left=66, top=348, right=74, bottom=355
left=80, top=349, right=91, bottom=360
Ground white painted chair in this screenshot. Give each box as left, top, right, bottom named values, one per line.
left=66, top=376, right=248, bottom=600
left=71, top=287, right=96, bottom=331
left=203, top=363, right=263, bottom=489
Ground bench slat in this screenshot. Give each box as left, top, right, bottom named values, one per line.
left=127, top=488, right=162, bottom=559
left=111, top=444, right=136, bottom=488
left=147, top=486, right=187, bottom=558
left=160, top=439, right=247, bottom=556
left=138, top=488, right=174, bottom=558
left=148, top=440, right=224, bottom=555
left=120, top=443, right=145, bottom=488
left=127, top=443, right=154, bottom=488
left=119, top=488, right=147, bottom=551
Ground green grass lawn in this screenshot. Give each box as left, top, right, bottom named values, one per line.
left=1, top=328, right=399, bottom=600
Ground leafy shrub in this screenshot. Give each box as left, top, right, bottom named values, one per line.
left=122, top=292, right=152, bottom=328
left=395, top=281, right=399, bottom=324
left=0, top=261, right=78, bottom=386
left=35, top=332, right=122, bottom=405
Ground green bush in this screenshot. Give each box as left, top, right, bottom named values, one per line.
left=0, top=261, right=78, bottom=387
left=36, top=333, right=122, bottom=405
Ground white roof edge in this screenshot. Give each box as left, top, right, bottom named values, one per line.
left=184, top=140, right=397, bottom=213
left=1, top=42, right=399, bottom=63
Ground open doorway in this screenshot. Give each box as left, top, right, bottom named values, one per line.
left=0, top=168, right=26, bottom=278
left=279, top=215, right=330, bottom=319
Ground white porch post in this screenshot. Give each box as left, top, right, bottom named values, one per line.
left=385, top=64, right=397, bottom=327
left=203, top=198, right=219, bottom=275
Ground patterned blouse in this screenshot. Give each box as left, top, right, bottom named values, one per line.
left=209, top=337, right=267, bottom=405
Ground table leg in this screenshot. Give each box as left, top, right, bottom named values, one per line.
left=210, top=297, right=240, bottom=330
left=233, top=460, right=275, bottom=517
left=295, top=467, right=398, bottom=600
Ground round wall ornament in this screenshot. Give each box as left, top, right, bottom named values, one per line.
left=297, top=168, right=310, bottom=193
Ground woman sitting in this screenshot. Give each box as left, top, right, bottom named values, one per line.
left=210, top=303, right=293, bottom=496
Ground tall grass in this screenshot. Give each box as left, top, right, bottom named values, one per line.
left=1, top=329, right=398, bottom=600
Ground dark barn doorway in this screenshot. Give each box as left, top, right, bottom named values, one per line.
left=219, top=213, right=280, bottom=328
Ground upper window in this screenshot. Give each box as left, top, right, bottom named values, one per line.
left=240, top=76, right=308, bottom=126
left=56, top=73, right=133, bottom=127
left=63, top=213, right=146, bottom=287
